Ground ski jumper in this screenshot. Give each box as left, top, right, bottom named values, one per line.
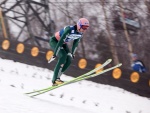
left=49, top=25, right=83, bottom=83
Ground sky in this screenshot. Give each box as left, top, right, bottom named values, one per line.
left=0, top=57, right=150, bottom=113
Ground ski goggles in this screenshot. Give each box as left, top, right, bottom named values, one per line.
left=81, top=25, right=89, bottom=30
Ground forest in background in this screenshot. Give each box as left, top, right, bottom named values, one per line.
left=1, top=0, right=150, bottom=72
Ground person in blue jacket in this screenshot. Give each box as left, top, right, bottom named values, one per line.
left=131, top=53, right=146, bottom=73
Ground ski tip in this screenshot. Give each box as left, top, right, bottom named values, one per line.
left=107, top=59, right=112, bottom=62
left=118, top=63, right=122, bottom=67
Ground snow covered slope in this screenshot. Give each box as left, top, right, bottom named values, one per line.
left=0, top=58, right=150, bottom=113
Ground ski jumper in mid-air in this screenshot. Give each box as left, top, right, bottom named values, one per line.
left=48, top=18, right=90, bottom=86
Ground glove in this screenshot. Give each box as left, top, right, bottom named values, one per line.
left=68, top=53, right=75, bottom=59
left=48, top=55, right=56, bottom=63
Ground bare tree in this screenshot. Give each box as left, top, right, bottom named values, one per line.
left=100, top=0, right=119, bottom=65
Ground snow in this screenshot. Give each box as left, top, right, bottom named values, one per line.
left=0, top=58, right=150, bottom=113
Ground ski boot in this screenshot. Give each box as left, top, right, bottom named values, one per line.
left=52, top=78, right=64, bottom=86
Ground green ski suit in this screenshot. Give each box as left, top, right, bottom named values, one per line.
left=49, top=25, right=83, bottom=83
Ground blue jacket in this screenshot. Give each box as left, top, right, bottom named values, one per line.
left=131, top=60, right=146, bottom=73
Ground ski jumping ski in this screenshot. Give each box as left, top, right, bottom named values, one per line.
left=25, top=59, right=122, bottom=97
left=26, top=58, right=112, bottom=95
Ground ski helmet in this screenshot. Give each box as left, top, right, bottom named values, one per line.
left=77, top=18, right=89, bottom=30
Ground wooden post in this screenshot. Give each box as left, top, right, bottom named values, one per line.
left=0, top=8, right=8, bottom=38
left=117, top=0, right=133, bottom=65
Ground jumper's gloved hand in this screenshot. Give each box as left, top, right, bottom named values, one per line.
left=48, top=55, right=56, bottom=63
left=68, top=53, right=75, bottom=59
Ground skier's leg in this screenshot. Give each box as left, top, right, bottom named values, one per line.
left=52, top=49, right=67, bottom=83
left=49, top=37, right=67, bottom=84
left=61, top=44, right=72, bottom=73
left=61, top=55, right=72, bottom=72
